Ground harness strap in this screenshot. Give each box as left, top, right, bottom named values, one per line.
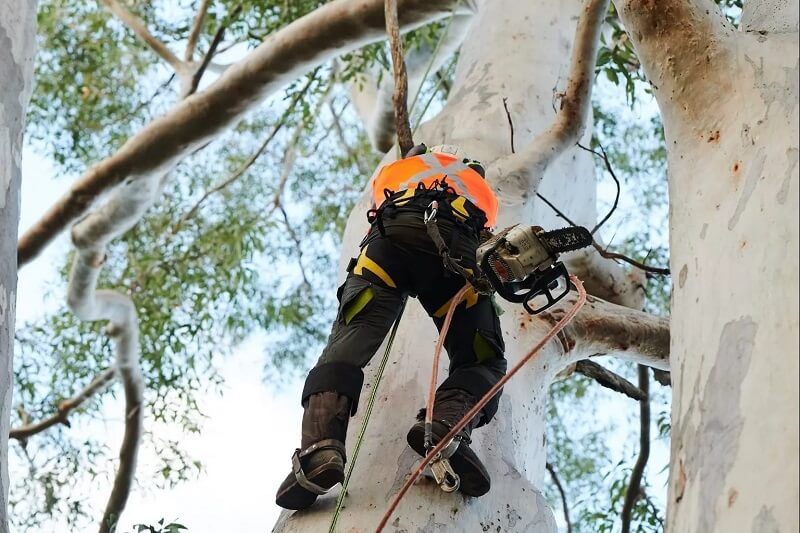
left=291, top=439, right=347, bottom=496
left=423, top=205, right=494, bottom=294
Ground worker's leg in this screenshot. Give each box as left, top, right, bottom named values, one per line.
left=408, top=282, right=507, bottom=497
left=433, top=291, right=507, bottom=427
left=276, top=237, right=408, bottom=510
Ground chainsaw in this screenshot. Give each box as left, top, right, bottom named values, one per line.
left=476, top=224, right=593, bottom=314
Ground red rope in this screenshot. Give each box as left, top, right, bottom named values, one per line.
left=425, top=284, right=470, bottom=449
left=374, top=276, right=587, bottom=532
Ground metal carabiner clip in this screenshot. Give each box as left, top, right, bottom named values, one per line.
left=424, top=200, right=439, bottom=224
left=427, top=437, right=461, bottom=493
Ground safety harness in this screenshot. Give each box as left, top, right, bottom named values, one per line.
left=365, top=177, right=495, bottom=294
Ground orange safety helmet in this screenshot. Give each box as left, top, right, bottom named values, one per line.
left=371, top=148, right=498, bottom=227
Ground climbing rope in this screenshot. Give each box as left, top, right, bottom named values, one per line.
left=374, top=276, right=587, bottom=533
left=424, top=284, right=469, bottom=450
left=327, top=298, right=407, bottom=533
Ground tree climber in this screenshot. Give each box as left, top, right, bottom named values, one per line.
left=276, top=143, right=506, bottom=510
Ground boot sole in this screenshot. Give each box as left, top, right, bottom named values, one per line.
left=407, top=423, right=490, bottom=497
left=275, top=462, right=344, bottom=510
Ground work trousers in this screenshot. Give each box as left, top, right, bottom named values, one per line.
left=301, top=209, right=507, bottom=427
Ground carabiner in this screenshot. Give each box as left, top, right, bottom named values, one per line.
left=424, top=200, right=439, bottom=224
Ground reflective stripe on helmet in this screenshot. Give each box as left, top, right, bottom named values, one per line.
left=392, top=153, right=479, bottom=205
left=372, top=152, right=498, bottom=226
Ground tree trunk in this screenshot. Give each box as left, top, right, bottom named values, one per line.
left=272, top=0, right=603, bottom=531
left=0, top=1, right=37, bottom=531
left=614, top=1, right=799, bottom=532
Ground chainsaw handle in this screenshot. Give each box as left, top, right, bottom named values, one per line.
left=522, top=262, right=570, bottom=314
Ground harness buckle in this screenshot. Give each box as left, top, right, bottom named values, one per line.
left=424, top=200, right=439, bottom=224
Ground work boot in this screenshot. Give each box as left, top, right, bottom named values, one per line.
left=275, top=392, right=350, bottom=510
left=406, top=388, right=491, bottom=497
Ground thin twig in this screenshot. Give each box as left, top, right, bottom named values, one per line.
left=643, top=491, right=666, bottom=530
left=578, top=142, right=620, bottom=234
left=101, top=0, right=185, bottom=74
left=575, top=360, right=647, bottom=401
left=188, top=5, right=242, bottom=96
left=172, top=70, right=318, bottom=233
left=278, top=204, right=312, bottom=290
left=502, top=97, right=516, bottom=154
left=184, top=0, right=212, bottom=62
left=411, top=68, right=447, bottom=136
left=592, top=242, right=670, bottom=275
left=621, top=364, right=651, bottom=533
left=123, top=74, right=176, bottom=123
left=534, top=189, right=670, bottom=275
left=9, top=368, right=117, bottom=441
left=503, top=107, right=651, bottom=273
left=384, top=0, right=414, bottom=155
left=546, top=462, right=573, bottom=533
left=329, top=100, right=371, bottom=177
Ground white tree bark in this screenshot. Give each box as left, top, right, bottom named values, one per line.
left=614, top=1, right=799, bottom=532
left=272, top=1, right=668, bottom=531
left=0, top=2, right=37, bottom=531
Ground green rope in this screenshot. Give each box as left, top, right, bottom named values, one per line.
left=327, top=298, right=407, bottom=533
left=407, top=7, right=458, bottom=119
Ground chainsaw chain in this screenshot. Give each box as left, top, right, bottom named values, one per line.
left=539, top=226, right=593, bottom=254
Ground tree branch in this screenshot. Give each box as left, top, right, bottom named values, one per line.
left=19, top=0, right=464, bottom=266
left=9, top=368, right=116, bottom=441
left=186, top=5, right=243, bottom=97
left=621, top=364, right=651, bottom=533
left=184, top=0, right=212, bottom=62
left=593, top=241, right=670, bottom=276
left=577, top=142, right=620, bottom=235
left=574, top=359, right=647, bottom=401
left=384, top=0, right=414, bottom=155
left=546, top=462, right=573, bottom=533
left=492, top=0, right=610, bottom=196
left=547, top=293, right=670, bottom=371
left=101, top=0, right=187, bottom=75
left=66, top=177, right=152, bottom=532
left=564, top=247, right=647, bottom=309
